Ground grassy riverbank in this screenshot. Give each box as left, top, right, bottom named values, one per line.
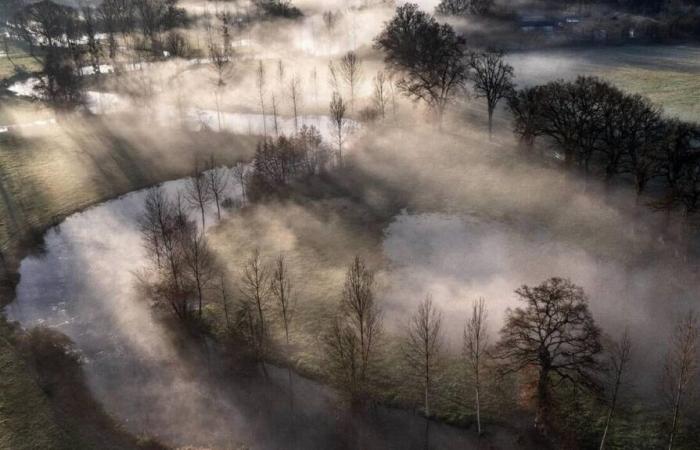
left=0, top=96, right=257, bottom=449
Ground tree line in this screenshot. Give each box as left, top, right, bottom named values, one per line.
left=375, top=4, right=700, bottom=217
left=509, top=76, right=700, bottom=211
left=137, top=185, right=700, bottom=449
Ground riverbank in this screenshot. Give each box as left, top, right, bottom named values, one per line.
left=0, top=106, right=257, bottom=297
left=0, top=101, right=257, bottom=449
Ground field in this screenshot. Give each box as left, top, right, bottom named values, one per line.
left=0, top=42, right=41, bottom=81
left=509, top=45, right=700, bottom=122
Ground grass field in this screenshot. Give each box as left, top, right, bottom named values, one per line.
left=510, top=45, right=700, bottom=122
left=0, top=41, right=41, bottom=82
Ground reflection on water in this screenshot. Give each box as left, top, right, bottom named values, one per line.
left=5, top=178, right=494, bottom=449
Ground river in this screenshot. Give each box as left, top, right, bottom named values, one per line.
left=4, top=174, right=524, bottom=449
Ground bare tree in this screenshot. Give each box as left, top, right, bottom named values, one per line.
left=208, top=18, right=233, bottom=131
left=495, top=278, right=603, bottom=434
left=289, top=74, right=302, bottom=133
left=339, top=51, right=363, bottom=113
left=373, top=71, right=390, bottom=120
left=206, top=156, right=229, bottom=221
left=325, top=256, right=382, bottom=402
left=271, top=254, right=295, bottom=345
left=257, top=60, right=268, bottom=136
left=404, top=295, right=443, bottom=417
left=329, top=92, right=347, bottom=167
left=241, top=249, right=271, bottom=361
left=182, top=229, right=215, bottom=317
left=341, top=256, right=382, bottom=386
left=271, top=94, right=279, bottom=136
left=139, top=187, right=194, bottom=320
left=185, top=161, right=213, bottom=229
left=599, top=328, right=632, bottom=450
left=328, top=60, right=340, bottom=93
left=81, top=3, right=101, bottom=76
left=464, top=297, right=489, bottom=435
left=468, top=50, right=515, bottom=138
left=232, top=163, right=248, bottom=204
left=663, top=311, right=699, bottom=450
left=219, top=273, right=232, bottom=329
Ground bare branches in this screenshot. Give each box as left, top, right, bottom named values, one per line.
left=185, top=161, right=213, bottom=229
left=271, top=254, right=295, bottom=345
left=325, top=256, right=382, bottom=402
left=495, top=277, right=603, bottom=432
left=206, top=156, right=229, bottom=221
left=468, top=50, right=514, bottom=138
left=329, top=92, right=347, bottom=166
left=373, top=71, right=389, bottom=120
left=599, top=328, right=632, bottom=450
left=289, top=74, right=302, bottom=133
left=663, top=311, right=699, bottom=450
left=404, top=295, right=443, bottom=417
left=240, top=248, right=271, bottom=360
left=257, top=61, right=268, bottom=136
left=339, top=51, right=363, bottom=113
left=464, top=297, right=489, bottom=435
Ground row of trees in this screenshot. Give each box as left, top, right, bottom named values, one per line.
left=136, top=160, right=699, bottom=447
left=1, top=0, right=186, bottom=109
left=180, top=237, right=698, bottom=448
left=324, top=266, right=699, bottom=448
left=138, top=159, right=229, bottom=320
left=509, top=76, right=700, bottom=210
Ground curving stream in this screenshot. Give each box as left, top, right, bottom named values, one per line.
left=3, top=174, right=504, bottom=450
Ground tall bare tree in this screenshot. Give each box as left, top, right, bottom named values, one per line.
left=341, top=256, right=381, bottom=386
left=208, top=17, right=233, bottom=131
left=182, top=229, right=215, bottom=317
left=373, top=71, right=390, bottom=120
left=468, top=50, right=515, bottom=138
left=599, top=328, right=632, bottom=450
left=329, top=92, right=347, bottom=167
left=271, top=254, right=294, bottom=345
left=219, top=272, right=232, bottom=329
left=339, top=51, right=363, bottom=113
left=464, top=297, right=489, bottom=435
left=495, top=278, right=603, bottom=434
left=289, top=74, right=302, bottom=133
left=241, top=249, right=271, bottom=362
left=404, top=295, right=443, bottom=417
left=257, top=60, right=268, bottom=136
left=185, top=162, right=213, bottom=229
left=232, top=163, right=248, bottom=204
left=271, top=94, right=279, bottom=136
left=206, top=156, right=229, bottom=221
left=325, top=256, right=382, bottom=402
left=663, top=311, right=699, bottom=450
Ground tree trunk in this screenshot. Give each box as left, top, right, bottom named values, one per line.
left=535, top=370, right=550, bottom=434
left=668, top=380, right=683, bottom=450
left=475, top=369, right=482, bottom=435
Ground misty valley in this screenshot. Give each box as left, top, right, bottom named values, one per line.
left=1, top=1, right=700, bottom=450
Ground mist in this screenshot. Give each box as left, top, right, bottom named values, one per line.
left=2, top=0, right=700, bottom=448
